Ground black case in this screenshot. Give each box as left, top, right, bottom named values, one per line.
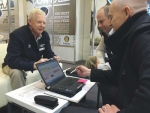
left=34, top=95, right=58, bottom=109
left=66, top=67, right=79, bottom=77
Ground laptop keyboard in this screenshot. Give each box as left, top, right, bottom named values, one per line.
left=52, top=77, right=78, bottom=91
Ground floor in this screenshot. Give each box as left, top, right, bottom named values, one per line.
left=61, top=61, right=85, bottom=70
left=0, top=61, right=102, bottom=113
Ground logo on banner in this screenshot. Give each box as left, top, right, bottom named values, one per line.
left=108, top=0, right=113, bottom=3
left=64, top=36, right=69, bottom=42
left=60, top=35, right=74, bottom=46
left=40, top=7, right=49, bottom=16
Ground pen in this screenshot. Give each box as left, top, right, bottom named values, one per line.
left=70, top=69, right=76, bottom=74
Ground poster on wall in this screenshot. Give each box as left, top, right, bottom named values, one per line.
left=26, top=0, right=76, bottom=46
left=0, top=0, right=19, bottom=42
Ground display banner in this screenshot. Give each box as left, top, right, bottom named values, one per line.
left=26, top=0, right=76, bottom=46
left=0, top=0, right=19, bottom=42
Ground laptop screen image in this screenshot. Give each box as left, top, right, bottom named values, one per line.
left=36, top=60, right=65, bottom=86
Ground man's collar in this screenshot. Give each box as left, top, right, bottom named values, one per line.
left=105, top=10, right=147, bottom=54
left=36, top=34, right=42, bottom=41
left=108, top=29, right=114, bottom=36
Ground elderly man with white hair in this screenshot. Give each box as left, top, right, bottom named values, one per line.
left=60, top=0, right=150, bottom=113
left=2, top=9, right=60, bottom=90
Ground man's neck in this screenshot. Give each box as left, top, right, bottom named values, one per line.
left=29, top=26, right=39, bottom=38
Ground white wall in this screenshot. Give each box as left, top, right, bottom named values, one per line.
left=75, top=0, right=85, bottom=62
left=82, top=0, right=92, bottom=60
left=18, top=0, right=27, bottom=27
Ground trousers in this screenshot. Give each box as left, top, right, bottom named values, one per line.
left=2, top=65, right=27, bottom=90
left=60, top=106, right=98, bottom=113
left=84, top=56, right=97, bottom=69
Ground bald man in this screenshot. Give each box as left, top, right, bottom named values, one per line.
left=60, top=0, right=150, bottom=113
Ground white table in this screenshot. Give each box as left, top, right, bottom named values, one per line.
left=6, top=79, right=95, bottom=113
left=6, top=81, right=69, bottom=113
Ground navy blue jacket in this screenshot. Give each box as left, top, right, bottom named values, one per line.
left=2, top=25, right=55, bottom=71
left=90, top=11, right=150, bottom=113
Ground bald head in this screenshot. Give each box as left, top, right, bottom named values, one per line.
left=114, top=0, right=147, bottom=14
left=109, top=0, right=148, bottom=31
left=98, top=5, right=110, bottom=18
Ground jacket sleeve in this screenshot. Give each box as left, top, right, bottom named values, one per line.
left=90, top=69, right=115, bottom=84
left=43, top=32, right=56, bottom=58
left=118, top=27, right=150, bottom=113
left=97, top=62, right=111, bottom=70
left=7, top=33, right=35, bottom=71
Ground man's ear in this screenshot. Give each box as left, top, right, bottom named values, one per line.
left=28, top=19, right=31, bottom=25
left=123, top=6, right=131, bottom=18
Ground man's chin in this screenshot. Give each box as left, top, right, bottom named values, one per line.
left=38, top=31, right=44, bottom=34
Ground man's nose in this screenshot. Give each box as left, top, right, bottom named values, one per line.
left=41, top=23, right=45, bottom=27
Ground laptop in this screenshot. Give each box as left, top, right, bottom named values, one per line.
left=36, top=59, right=84, bottom=97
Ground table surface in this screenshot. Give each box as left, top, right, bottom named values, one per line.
left=6, top=78, right=95, bottom=113
left=6, top=81, right=69, bottom=113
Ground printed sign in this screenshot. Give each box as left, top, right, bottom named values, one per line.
left=60, top=35, right=74, bottom=46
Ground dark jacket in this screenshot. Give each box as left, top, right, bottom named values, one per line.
left=2, top=25, right=55, bottom=71
left=90, top=11, right=150, bottom=113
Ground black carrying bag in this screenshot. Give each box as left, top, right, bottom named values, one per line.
left=34, top=95, right=58, bottom=109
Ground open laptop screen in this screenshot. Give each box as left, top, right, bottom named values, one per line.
left=36, top=60, right=64, bottom=86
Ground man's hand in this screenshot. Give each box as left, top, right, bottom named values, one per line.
left=98, top=104, right=120, bottom=113
left=33, top=58, right=49, bottom=69
left=53, top=56, right=60, bottom=61
left=76, top=65, right=91, bottom=77
left=94, top=60, right=100, bottom=69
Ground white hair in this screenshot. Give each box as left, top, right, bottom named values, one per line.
left=28, top=8, right=46, bottom=20
left=115, top=0, right=147, bottom=13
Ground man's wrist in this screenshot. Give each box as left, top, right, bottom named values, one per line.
left=88, top=69, right=91, bottom=76
left=33, top=62, right=37, bottom=69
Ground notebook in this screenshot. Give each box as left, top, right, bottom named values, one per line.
left=36, top=60, right=84, bottom=97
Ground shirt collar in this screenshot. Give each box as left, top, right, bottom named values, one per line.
left=105, top=10, right=147, bottom=54
left=36, top=34, right=42, bottom=42
left=108, top=29, right=114, bottom=36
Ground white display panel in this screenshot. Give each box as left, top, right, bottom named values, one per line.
left=53, top=46, right=75, bottom=62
